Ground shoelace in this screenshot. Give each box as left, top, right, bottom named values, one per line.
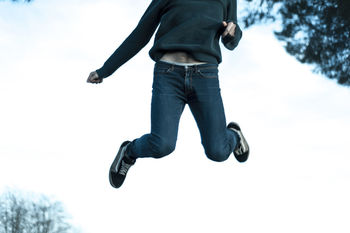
left=118, top=160, right=132, bottom=176
left=234, top=129, right=249, bottom=155
left=235, top=145, right=246, bottom=155
left=235, top=138, right=249, bottom=155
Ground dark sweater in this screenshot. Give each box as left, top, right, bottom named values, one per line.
left=96, top=0, right=242, bottom=79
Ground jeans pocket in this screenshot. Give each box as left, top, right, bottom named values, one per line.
left=197, top=68, right=218, bottom=79
left=154, top=68, right=172, bottom=75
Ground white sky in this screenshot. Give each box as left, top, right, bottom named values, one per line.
left=1, top=0, right=350, bottom=233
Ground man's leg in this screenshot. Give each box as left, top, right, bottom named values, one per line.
left=188, top=65, right=238, bottom=162
left=109, top=62, right=186, bottom=188
left=127, top=63, right=186, bottom=159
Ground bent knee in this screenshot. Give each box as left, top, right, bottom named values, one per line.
left=205, top=147, right=230, bottom=162
left=152, top=139, right=176, bottom=158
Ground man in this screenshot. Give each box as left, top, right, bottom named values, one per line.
left=87, top=0, right=249, bottom=188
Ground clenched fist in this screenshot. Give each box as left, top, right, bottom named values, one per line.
left=87, top=71, right=103, bottom=84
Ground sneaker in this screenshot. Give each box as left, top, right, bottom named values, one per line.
left=109, top=141, right=136, bottom=188
left=228, top=122, right=250, bottom=162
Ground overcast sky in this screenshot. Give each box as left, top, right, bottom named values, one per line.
left=1, top=0, right=350, bottom=233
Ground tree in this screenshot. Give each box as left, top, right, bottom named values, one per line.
left=242, top=0, right=350, bottom=86
left=0, top=190, right=76, bottom=233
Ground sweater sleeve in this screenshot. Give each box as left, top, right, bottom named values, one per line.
left=96, top=0, right=164, bottom=79
left=221, top=0, right=242, bottom=51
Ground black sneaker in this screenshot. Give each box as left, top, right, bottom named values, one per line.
left=228, top=122, right=250, bottom=162
left=109, top=141, right=136, bottom=188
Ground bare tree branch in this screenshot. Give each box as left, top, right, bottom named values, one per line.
left=0, top=190, right=77, bottom=233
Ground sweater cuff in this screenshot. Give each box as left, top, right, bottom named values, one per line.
left=95, top=67, right=108, bottom=79
left=222, top=23, right=242, bottom=50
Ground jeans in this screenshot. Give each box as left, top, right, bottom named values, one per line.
left=127, top=61, right=238, bottom=162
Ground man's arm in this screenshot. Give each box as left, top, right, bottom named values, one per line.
left=95, top=0, right=165, bottom=80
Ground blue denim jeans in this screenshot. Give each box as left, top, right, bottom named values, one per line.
left=127, top=61, right=238, bottom=162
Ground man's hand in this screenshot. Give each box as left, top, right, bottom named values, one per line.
left=87, top=71, right=103, bottom=84
left=222, top=21, right=236, bottom=38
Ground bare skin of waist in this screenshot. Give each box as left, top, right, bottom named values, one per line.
left=160, top=51, right=207, bottom=64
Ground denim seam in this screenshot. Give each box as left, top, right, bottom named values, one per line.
left=197, top=70, right=218, bottom=79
